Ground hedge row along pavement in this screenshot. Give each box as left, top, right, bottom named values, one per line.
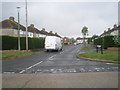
left=93, top=35, right=117, bottom=49
left=1, top=35, right=45, bottom=50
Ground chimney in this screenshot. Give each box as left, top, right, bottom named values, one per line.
left=30, top=24, right=34, bottom=27
left=108, top=28, right=110, bottom=31
left=104, top=30, right=106, bottom=33
left=113, top=24, right=117, bottom=29
left=49, top=31, right=53, bottom=33
left=9, top=17, right=14, bottom=21
left=55, top=33, right=58, bottom=35
left=42, top=28, right=45, bottom=31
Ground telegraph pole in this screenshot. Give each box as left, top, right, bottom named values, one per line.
left=25, top=0, right=28, bottom=50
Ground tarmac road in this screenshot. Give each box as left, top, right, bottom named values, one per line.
left=2, top=44, right=119, bottom=74
left=2, top=44, right=119, bottom=88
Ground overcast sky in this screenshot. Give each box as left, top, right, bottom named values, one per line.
left=2, top=1, right=118, bottom=38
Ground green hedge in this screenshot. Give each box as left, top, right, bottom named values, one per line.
left=103, top=35, right=115, bottom=49
left=1, top=35, right=45, bottom=50
left=93, top=35, right=115, bottom=49
left=93, top=37, right=103, bottom=45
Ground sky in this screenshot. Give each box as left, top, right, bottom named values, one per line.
left=1, top=1, right=118, bottom=38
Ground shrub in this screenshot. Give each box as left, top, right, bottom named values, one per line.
left=93, top=35, right=115, bottom=49
left=103, top=35, right=115, bottom=49
left=93, top=37, right=103, bottom=45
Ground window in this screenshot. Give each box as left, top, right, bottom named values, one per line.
left=23, top=31, right=26, bottom=35
left=20, top=30, right=23, bottom=35
left=28, top=32, right=33, bottom=37
left=14, top=29, right=18, bottom=34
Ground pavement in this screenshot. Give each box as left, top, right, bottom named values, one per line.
left=2, top=44, right=119, bottom=88
left=2, top=72, right=119, bottom=88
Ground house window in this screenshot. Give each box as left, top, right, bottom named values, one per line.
left=14, top=29, right=18, bottom=34
left=28, top=32, right=33, bottom=37
left=23, top=31, right=26, bottom=35
left=111, top=30, right=118, bottom=35
left=20, top=30, right=24, bottom=35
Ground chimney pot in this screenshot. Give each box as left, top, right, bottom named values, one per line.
left=108, top=28, right=110, bottom=31
left=30, top=24, right=34, bottom=27
left=113, top=24, right=117, bottom=29
left=9, top=17, right=14, bottom=21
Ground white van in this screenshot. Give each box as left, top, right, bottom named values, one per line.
left=45, top=36, right=63, bottom=52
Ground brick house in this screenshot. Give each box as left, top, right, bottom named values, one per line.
left=62, top=37, right=70, bottom=45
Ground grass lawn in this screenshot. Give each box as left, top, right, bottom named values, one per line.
left=1, top=51, right=36, bottom=60
left=78, top=50, right=119, bottom=61
left=80, top=45, right=91, bottom=51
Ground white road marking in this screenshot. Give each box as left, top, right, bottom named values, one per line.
left=76, top=59, right=80, bottom=60
left=3, top=72, right=15, bottom=74
left=94, top=68, right=100, bottom=70
left=60, top=51, right=64, bottom=54
left=48, top=55, right=56, bottom=60
left=19, top=61, right=43, bottom=74
left=88, top=70, right=92, bottom=72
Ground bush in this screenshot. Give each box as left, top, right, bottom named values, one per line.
left=93, top=37, right=103, bottom=45
left=93, top=35, right=115, bottom=49
left=1, top=35, right=45, bottom=50
left=103, top=35, right=115, bottom=49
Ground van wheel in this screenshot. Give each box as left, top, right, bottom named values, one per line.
left=46, top=50, right=49, bottom=52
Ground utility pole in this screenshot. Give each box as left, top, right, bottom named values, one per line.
left=17, top=7, right=21, bottom=51
left=26, top=0, right=28, bottom=50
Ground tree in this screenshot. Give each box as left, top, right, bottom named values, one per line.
left=81, top=26, right=88, bottom=45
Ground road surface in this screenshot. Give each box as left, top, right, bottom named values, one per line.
left=2, top=44, right=119, bottom=88
left=2, top=44, right=119, bottom=74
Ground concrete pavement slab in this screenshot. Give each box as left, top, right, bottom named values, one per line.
left=2, top=72, right=118, bottom=88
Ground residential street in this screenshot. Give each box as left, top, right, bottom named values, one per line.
left=1, top=2, right=119, bottom=89
left=2, top=44, right=119, bottom=88
left=2, top=44, right=119, bottom=74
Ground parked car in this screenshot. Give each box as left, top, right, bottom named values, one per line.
left=45, top=36, right=63, bottom=52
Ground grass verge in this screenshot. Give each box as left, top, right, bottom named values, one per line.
left=80, top=45, right=91, bottom=51
left=78, top=50, right=119, bottom=61
left=1, top=51, right=36, bottom=60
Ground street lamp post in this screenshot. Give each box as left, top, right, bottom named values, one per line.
left=17, top=7, right=21, bottom=51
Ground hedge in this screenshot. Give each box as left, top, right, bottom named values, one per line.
left=93, top=35, right=116, bottom=49
left=103, top=35, right=115, bottom=49
left=1, top=35, right=45, bottom=50
left=93, top=37, right=103, bottom=46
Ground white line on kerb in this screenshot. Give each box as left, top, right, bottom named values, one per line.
left=19, top=61, right=43, bottom=74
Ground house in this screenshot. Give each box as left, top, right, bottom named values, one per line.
left=0, top=17, right=26, bottom=37
left=0, top=16, right=62, bottom=38
left=76, top=37, right=91, bottom=44
left=0, top=17, right=48, bottom=38
left=100, top=24, right=119, bottom=37
left=27, top=24, right=47, bottom=38
left=76, top=37, right=83, bottom=44
left=62, top=37, right=70, bottom=44
left=40, top=28, right=49, bottom=37
left=54, top=33, right=62, bottom=38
